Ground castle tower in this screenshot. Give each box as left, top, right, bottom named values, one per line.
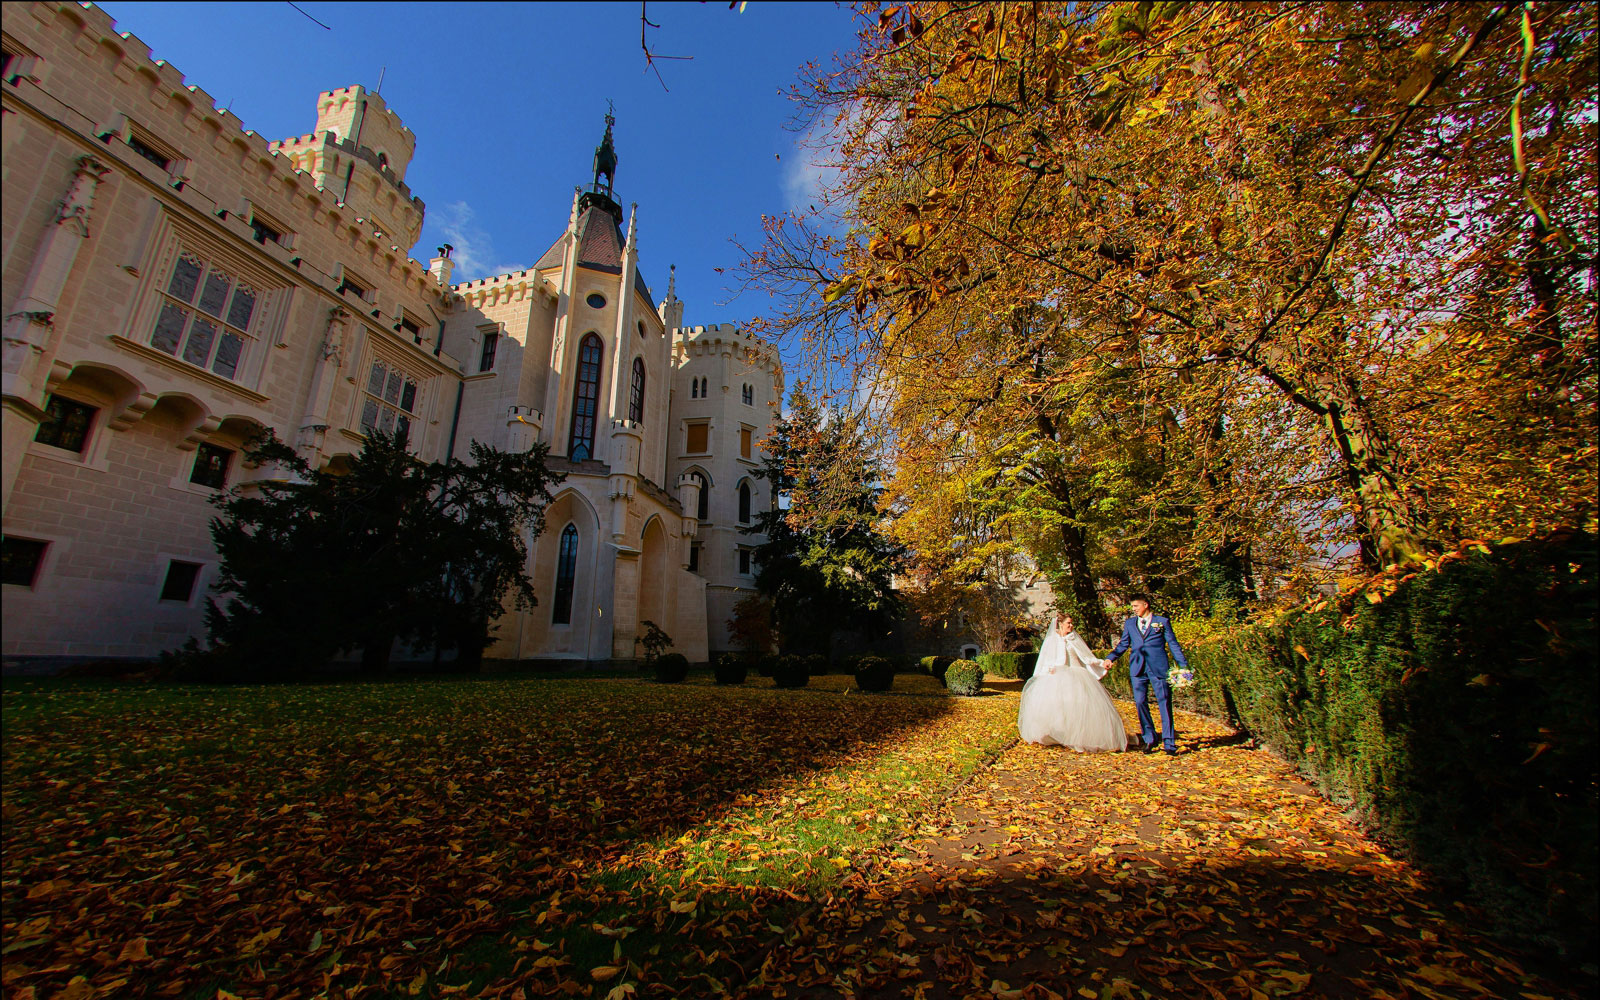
left=268, top=86, right=425, bottom=250
left=667, top=324, right=784, bottom=654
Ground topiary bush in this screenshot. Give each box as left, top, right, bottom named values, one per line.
left=1125, top=532, right=1596, bottom=958
left=756, top=654, right=778, bottom=678
left=805, top=653, right=827, bottom=676
left=918, top=655, right=937, bottom=675
left=713, top=653, right=747, bottom=686
left=855, top=655, right=894, bottom=692
left=944, top=660, right=984, bottom=696
left=654, top=652, right=689, bottom=684
left=929, top=656, right=956, bottom=686
left=772, top=654, right=810, bottom=689
left=1016, top=652, right=1038, bottom=681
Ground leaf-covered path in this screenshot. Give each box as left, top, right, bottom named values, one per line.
left=751, top=700, right=1575, bottom=1000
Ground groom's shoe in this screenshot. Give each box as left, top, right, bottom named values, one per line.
left=1162, top=745, right=1179, bottom=756
left=1141, top=740, right=1158, bottom=754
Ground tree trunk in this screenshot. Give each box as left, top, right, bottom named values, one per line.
left=1324, top=379, right=1428, bottom=569
left=360, top=632, right=393, bottom=672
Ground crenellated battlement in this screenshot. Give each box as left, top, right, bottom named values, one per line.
left=9, top=4, right=440, bottom=286
left=672, top=323, right=782, bottom=375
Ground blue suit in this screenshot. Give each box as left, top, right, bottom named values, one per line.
left=1108, top=614, right=1188, bottom=750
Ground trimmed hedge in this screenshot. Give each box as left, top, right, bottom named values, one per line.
left=977, top=651, right=1032, bottom=679
left=918, top=655, right=937, bottom=675
left=1114, top=533, right=1596, bottom=957
left=653, top=653, right=689, bottom=684
left=713, top=653, right=747, bottom=686
left=974, top=650, right=1039, bottom=679
left=855, top=655, right=894, bottom=692
left=773, top=654, right=810, bottom=689
left=945, top=660, right=984, bottom=696
left=928, top=656, right=956, bottom=686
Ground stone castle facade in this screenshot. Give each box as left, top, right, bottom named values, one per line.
left=1, top=2, right=781, bottom=666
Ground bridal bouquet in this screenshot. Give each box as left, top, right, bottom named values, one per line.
left=1171, top=667, right=1195, bottom=689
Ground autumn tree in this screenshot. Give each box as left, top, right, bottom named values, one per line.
left=738, top=1, right=1597, bottom=593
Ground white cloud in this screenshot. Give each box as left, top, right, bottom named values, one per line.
left=432, top=201, right=527, bottom=281
left=781, top=143, right=836, bottom=215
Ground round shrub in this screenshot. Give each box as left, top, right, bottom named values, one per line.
left=654, top=653, right=689, bottom=684
left=805, top=653, right=827, bottom=676
left=855, top=655, right=894, bottom=693
left=929, top=656, right=957, bottom=686
left=756, top=654, right=778, bottom=678
left=1017, top=652, right=1039, bottom=681
left=713, top=653, right=748, bottom=686
left=945, top=660, right=984, bottom=696
left=918, top=655, right=937, bottom=675
left=773, top=654, right=810, bottom=689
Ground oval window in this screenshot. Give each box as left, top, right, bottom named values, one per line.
left=586, top=292, right=607, bottom=309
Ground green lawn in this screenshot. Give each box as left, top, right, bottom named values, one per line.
left=1, top=671, right=1017, bottom=998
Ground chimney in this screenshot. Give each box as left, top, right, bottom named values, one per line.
left=428, top=244, right=455, bottom=287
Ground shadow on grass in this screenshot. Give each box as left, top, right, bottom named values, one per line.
left=750, top=853, right=1598, bottom=1000
left=0, top=673, right=987, bottom=998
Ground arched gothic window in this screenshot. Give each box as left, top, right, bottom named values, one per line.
left=629, top=357, right=646, bottom=423
left=568, top=333, right=603, bottom=460
left=552, top=523, right=579, bottom=625
left=738, top=481, right=752, bottom=523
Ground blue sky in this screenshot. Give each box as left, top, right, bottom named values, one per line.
left=96, top=1, right=861, bottom=343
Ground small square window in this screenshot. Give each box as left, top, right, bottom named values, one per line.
left=686, top=422, right=709, bottom=454
left=127, top=133, right=171, bottom=172
left=401, top=316, right=423, bottom=344
left=337, top=273, right=370, bottom=300
left=249, top=215, right=283, bottom=246
left=479, top=330, right=499, bottom=372
left=160, top=560, right=203, bottom=602
left=34, top=395, right=98, bottom=453
left=2, top=537, right=48, bottom=588
left=190, top=442, right=234, bottom=489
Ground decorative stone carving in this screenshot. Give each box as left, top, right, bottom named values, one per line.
left=53, top=156, right=112, bottom=239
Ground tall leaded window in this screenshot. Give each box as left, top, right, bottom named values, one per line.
left=479, top=330, right=499, bottom=372
left=568, top=333, right=603, bottom=461
left=552, top=523, right=579, bottom=625
left=360, top=359, right=421, bottom=444
left=629, top=357, right=646, bottom=423
left=742, top=384, right=753, bottom=405
left=738, top=482, right=752, bottom=524
left=149, top=249, right=258, bottom=380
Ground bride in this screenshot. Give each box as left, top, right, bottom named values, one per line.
left=1017, top=614, right=1128, bottom=751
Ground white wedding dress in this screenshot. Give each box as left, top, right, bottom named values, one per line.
left=1017, top=623, right=1128, bottom=751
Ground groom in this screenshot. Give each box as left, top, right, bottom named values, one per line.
left=1102, top=594, right=1188, bottom=756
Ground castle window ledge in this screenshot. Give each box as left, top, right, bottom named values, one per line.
left=109, top=335, right=272, bottom=405
left=365, top=326, right=461, bottom=375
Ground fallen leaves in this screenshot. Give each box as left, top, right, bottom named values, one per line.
left=1, top=674, right=1012, bottom=997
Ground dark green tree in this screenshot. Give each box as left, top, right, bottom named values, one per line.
left=206, top=429, right=563, bottom=672
left=747, top=390, right=903, bottom=655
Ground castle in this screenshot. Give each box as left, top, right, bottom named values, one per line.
left=0, top=2, right=781, bottom=666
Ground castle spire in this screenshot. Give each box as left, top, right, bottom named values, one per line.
left=592, top=103, right=617, bottom=196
